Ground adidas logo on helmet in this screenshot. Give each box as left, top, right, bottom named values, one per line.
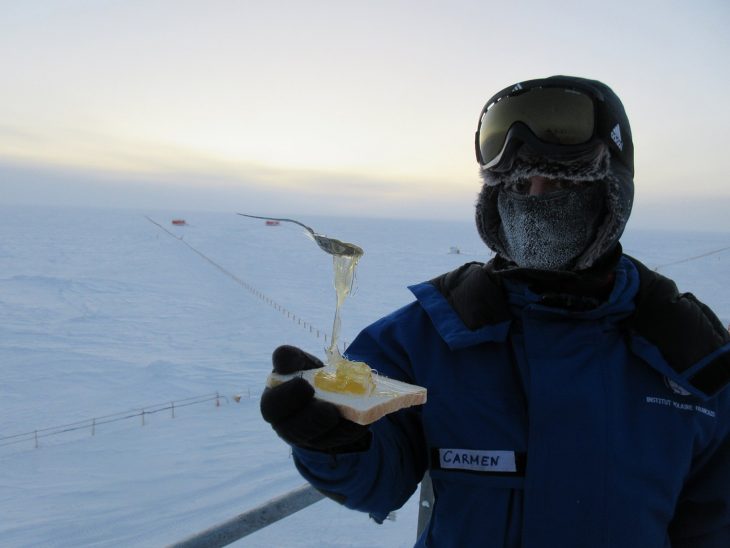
left=610, top=124, right=624, bottom=151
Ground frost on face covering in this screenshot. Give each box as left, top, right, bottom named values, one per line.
left=497, top=184, right=605, bottom=271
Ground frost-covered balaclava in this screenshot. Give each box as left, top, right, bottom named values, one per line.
left=497, top=182, right=605, bottom=270
left=475, top=76, right=635, bottom=274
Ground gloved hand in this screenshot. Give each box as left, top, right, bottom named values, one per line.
left=260, top=345, right=372, bottom=454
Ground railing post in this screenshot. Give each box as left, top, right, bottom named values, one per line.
left=416, top=472, right=434, bottom=541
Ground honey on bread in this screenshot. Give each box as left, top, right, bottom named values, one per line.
left=314, top=356, right=375, bottom=396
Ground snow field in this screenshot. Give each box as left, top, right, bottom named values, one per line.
left=0, top=205, right=728, bottom=546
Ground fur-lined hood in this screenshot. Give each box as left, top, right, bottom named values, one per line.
left=475, top=144, right=634, bottom=273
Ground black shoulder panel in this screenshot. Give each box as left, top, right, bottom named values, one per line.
left=430, top=262, right=511, bottom=330
left=627, top=256, right=730, bottom=396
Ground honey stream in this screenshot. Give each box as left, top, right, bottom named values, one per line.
left=313, top=252, right=377, bottom=396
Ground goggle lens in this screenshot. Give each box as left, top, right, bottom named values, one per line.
left=478, top=88, right=595, bottom=167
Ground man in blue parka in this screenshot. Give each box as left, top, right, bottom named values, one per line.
left=260, top=76, right=730, bottom=547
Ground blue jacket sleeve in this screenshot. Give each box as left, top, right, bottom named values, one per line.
left=669, top=390, right=730, bottom=547
left=292, top=305, right=429, bottom=522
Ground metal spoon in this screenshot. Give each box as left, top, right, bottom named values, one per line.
left=237, top=213, right=364, bottom=257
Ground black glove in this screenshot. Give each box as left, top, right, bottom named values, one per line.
left=260, top=345, right=372, bottom=454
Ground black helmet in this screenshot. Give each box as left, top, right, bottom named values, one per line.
left=475, top=75, right=634, bottom=272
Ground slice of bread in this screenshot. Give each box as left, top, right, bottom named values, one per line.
left=266, top=369, right=427, bottom=425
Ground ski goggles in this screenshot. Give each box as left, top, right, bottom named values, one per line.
left=475, top=84, right=603, bottom=170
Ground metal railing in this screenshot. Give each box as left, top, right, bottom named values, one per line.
left=169, top=475, right=434, bottom=547
left=168, top=484, right=325, bottom=548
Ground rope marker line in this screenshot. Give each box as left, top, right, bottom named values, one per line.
left=654, top=243, right=730, bottom=271
left=144, top=216, right=348, bottom=351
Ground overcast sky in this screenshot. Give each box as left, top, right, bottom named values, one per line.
left=2, top=0, right=729, bottom=229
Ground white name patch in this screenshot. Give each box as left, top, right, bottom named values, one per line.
left=438, top=449, right=516, bottom=473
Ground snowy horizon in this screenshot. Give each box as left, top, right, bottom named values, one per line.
left=5, top=162, right=730, bottom=232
